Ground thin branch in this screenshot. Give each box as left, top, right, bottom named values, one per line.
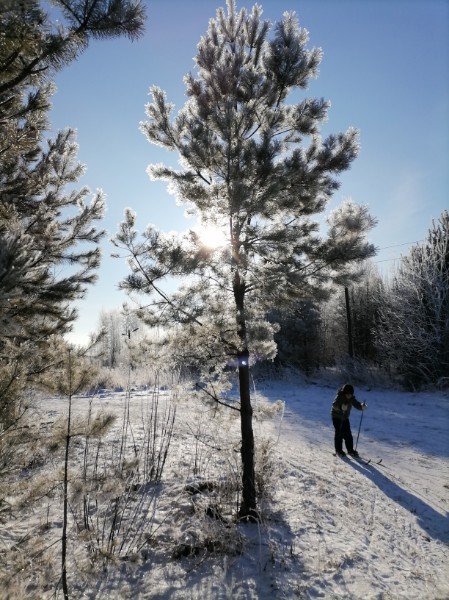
left=130, top=252, right=205, bottom=327
left=195, top=382, right=240, bottom=412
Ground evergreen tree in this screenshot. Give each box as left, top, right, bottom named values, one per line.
left=0, top=0, right=146, bottom=425
left=269, top=300, right=322, bottom=374
left=114, top=1, right=376, bottom=518
left=376, top=211, right=449, bottom=388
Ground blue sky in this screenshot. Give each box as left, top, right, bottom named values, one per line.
left=48, top=0, right=449, bottom=345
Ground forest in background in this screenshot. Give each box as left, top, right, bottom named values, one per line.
left=94, top=216, right=449, bottom=394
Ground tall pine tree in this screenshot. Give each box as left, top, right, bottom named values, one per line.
left=114, top=1, right=376, bottom=518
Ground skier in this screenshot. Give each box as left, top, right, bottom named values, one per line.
left=331, top=383, right=367, bottom=457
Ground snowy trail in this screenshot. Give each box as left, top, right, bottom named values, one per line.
left=256, top=382, right=449, bottom=517
left=256, top=381, right=449, bottom=599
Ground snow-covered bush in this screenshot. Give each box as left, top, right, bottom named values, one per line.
left=375, top=211, right=449, bottom=389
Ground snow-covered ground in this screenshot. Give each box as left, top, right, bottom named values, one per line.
left=2, top=377, right=448, bottom=599
left=256, top=380, right=449, bottom=599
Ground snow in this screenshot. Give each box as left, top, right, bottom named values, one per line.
left=258, top=380, right=449, bottom=599
left=2, top=376, right=448, bottom=599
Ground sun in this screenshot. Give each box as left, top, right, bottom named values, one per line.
left=196, top=224, right=228, bottom=249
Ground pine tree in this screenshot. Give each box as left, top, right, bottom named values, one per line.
left=0, top=0, right=146, bottom=425
left=114, top=1, right=376, bottom=518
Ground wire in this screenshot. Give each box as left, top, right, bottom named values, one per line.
left=377, top=240, right=424, bottom=251
left=373, top=240, right=425, bottom=265
left=375, top=258, right=400, bottom=263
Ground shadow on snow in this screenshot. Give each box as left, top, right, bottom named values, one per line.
left=347, top=460, right=449, bottom=546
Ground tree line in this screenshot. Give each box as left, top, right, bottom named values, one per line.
left=96, top=212, right=449, bottom=394
left=270, top=214, right=448, bottom=391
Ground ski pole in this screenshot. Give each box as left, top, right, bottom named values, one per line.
left=355, top=409, right=364, bottom=451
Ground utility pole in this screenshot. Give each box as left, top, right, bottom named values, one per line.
left=344, top=286, right=354, bottom=359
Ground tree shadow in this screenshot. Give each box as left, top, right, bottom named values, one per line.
left=79, top=509, right=305, bottom=600
left=347, top=459, right=449, bottom=545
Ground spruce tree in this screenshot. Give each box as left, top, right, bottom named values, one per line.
left=114, top=1, right=376, bottom=518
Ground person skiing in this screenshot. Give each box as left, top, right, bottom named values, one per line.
left=331, top=383, right=367, bottom=457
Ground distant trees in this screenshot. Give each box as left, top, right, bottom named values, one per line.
left=320, top=263, right=383, bottom=365
left=93, top=309, right=143, bottom=369
left=270, top=300, right=322, bottom=374
left=269, top=232, right=448, bottom=391
left=0, top=0, right=146, bottom=426
left=95, top=310, right=124, bottom=368
left=349, top=265, right=384, bottom=361
left=114, top=0, right=376, bottom=518
left=375, top=211, right=449, bottom=388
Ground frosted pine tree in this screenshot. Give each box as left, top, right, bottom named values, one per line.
left=0, top=0, right=145, bottom=425
left=114, top=1, right=376, bottom=518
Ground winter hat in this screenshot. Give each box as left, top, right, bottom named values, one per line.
left=342, top=384, right=354, bottom=394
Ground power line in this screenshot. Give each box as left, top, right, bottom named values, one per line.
left=377, top=240, right=424, bottom=251
left=374, top=239, right=425, bottom=264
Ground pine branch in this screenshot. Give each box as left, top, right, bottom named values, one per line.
left=194, top=382, right=240, bottom=412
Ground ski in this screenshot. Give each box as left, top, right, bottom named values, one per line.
left=352, top=455, right=371, bottom=465
left=332, top=452, right=383, bottom=466
left=353, top=456, right=383, bottom=466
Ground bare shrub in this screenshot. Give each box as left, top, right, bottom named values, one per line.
left=70, top=386, right=176, bottom=567
left=255, top=437, right=278, bottom=504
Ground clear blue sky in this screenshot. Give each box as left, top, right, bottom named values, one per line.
left=48, top=0, right=449, bottom=345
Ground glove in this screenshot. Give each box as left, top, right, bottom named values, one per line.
left=361, top=402, right=367, bottom=410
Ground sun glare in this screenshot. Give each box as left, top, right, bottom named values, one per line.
left=196, top=224, right=228, bottom=249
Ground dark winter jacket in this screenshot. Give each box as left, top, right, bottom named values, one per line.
left=331, top=390, right=364, bottom=421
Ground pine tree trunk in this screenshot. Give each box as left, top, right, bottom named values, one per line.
left=62, top=350, right=72, bottom=600
left=237, top=349, right=258, bottom=520
left=233, top=271, right=258, bottom=520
